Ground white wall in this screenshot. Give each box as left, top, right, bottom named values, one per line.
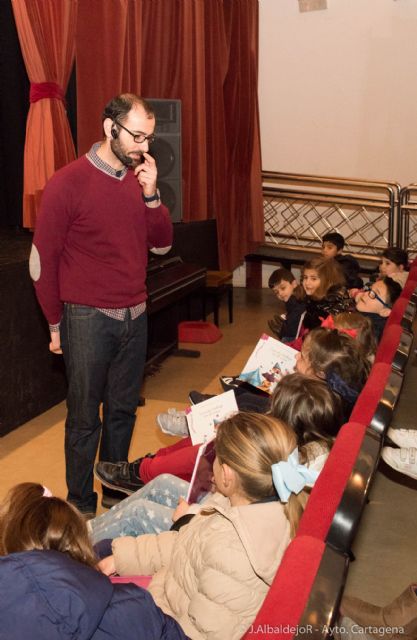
left=259, top=0, right=417, bottom=186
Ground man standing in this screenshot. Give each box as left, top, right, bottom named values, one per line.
left=30, top=94, right=173, bottom=516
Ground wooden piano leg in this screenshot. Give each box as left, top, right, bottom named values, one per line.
left=227, top=284, right=233, bottom=324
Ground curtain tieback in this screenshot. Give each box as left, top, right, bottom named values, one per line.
left=30, top=82, right=66, bottom=105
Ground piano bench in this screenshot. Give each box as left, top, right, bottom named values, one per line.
left=203, top=270, right=233, bottom=326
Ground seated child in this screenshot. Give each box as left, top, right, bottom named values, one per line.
left=89, top=373, right=343, bottom=544
left=98, top=412, right=315, bottom=640
left=301, top=257, right=355, bottom=331
left=295, top=326, right=370, bottom=421
left=376, top=246, right=409, bottom=288
left=267, top=268, right=306, bottom=341
left=95, top=324, right=367, bottom=493
left=355, top=276, right=402, bottom=342
left=0, top=483, right=186, bottom=640
left=321, top=312, right=377, bottom=362
left=322, top=231, right=363, bottom=289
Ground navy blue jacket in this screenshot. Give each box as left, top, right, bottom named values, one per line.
left=0, top=550, right=188, bottom=640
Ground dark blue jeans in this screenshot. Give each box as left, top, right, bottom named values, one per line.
left=61, top=305, right=147, bottom=513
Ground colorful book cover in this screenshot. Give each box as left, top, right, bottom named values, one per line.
left=186, top=389, right=238, bottom=445
left=238, top=333, right=298, bottom=395
left=186, top=439, right=216, bottom=504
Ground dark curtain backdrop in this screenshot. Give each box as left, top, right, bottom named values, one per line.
left=0, top=0, right=29, bottom=227
left=76, top=0, right=264, bottom=270
left=11, top=0, right=77, bottom=228
left=0, top=1, right=77, bottom=229
left=0, top=0, right=263, bottom=267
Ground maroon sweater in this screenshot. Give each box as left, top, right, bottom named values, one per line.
left=33, top=156, right=173, bottom=325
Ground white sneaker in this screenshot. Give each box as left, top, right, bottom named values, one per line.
left=382, top=446, right=417, bottom=480
left=387, top=427, right=417, bottom=448
left=156, top=408, right=189, bottom=437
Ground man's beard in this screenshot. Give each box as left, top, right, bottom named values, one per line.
left=110, top=139, right=143, bottom=168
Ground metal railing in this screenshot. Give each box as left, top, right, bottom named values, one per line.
left=399, top=184, right=417, bottom=258
left=262, top=171, right=401, bottom=257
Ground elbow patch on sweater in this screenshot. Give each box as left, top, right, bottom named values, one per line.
left=29, top=244, right=41, bottom=281
left=149, top=245, right=172, bottom=255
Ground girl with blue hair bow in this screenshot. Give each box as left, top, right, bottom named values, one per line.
left=98, top=412, right=317, bottom=639
left=89, top=374, right=341, bottom=546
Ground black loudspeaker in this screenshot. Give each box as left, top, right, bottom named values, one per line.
left=146, top=99, right=182, bottom=222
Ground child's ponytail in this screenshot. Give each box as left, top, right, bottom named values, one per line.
left=215, top=413, right=316, bottom=538
left=284, top=494, right=304, bottom=539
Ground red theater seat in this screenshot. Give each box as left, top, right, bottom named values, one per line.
left=400, top=279, right=417, bottom=301
left=350, top=363, right=402, bottom=434
left=385, top=297, right=415, bottom=331
left=408, top=267, right=417, bottom=280
left=242, top=536, right=348, bottom=640
left=375, top=323, right=403, bottom=364
left=375, top=324, right=412, bottom=373
left=296, top=422, right=367, bottom=546
left=326, top=429, right=381, bottom=554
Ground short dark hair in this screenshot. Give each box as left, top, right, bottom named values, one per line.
left=381, top=247, right=408, bottom=269
left=268, top=268, right=296, bottom=289
left=268, top=267, right=304, bottom=301
left=322, top=232, right=345, bottom=251
left=102, top=93, right=155, bottom=124
left=383, top=276, right=402, bottom=307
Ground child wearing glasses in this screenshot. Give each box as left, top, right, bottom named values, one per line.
left=355, top=276, right=402, bottom=341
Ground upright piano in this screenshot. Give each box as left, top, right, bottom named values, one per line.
left=145, top=254, right=206, bottom=365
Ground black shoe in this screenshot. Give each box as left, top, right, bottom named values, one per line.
left=219, top=375, right=242, bottom=393
left=68, top=493, right=97, bottom=519
left=188, top=390, right=216, bottom=405
left=81, top=511, right=97, bottom=521
left=94, top=460, right=144, bottom=495
left=101, top=486, right=126, bottom=509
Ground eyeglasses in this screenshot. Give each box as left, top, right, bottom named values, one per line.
left=363, top=285, right=391, bottom=308
left=114, top=120, right=156, bottom=144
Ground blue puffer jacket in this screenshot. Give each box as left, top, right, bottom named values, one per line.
left=0, top=550, right=188, bottom=640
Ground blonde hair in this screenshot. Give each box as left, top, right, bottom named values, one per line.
left=302, top=257, right=346, bottom=299
left=215, top=413, right=303, bottom=537
left=0, top=483, right=97, bottom=568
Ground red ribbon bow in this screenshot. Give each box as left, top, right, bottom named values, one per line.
left=320, top=315, right=358, bottom=339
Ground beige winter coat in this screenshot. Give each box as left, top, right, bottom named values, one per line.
left=112, top=493, right=291, bottom=640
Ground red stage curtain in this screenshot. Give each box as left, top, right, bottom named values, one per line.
left=11, top=0, right=77, bottom=229
left=76, top=0, right=263, bottom=269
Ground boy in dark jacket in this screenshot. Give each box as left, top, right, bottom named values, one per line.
left=322, top=231, right=363, bottom=290
left=268, top=268, right=306, bottom=342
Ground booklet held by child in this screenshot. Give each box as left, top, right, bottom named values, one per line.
left=186, top=439, right=216, bottom=504
left=186, top=389, right=238, bottom=446
left=238, top=333, right=297, bottom=395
